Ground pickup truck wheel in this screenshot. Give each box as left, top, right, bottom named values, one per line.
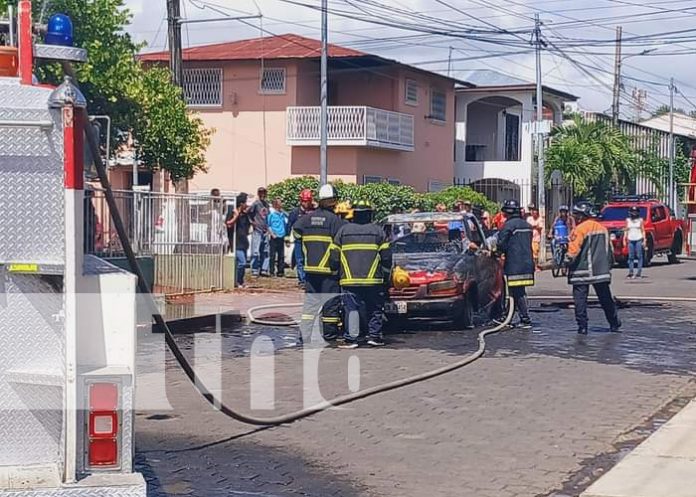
left=668, top=232, right=682, bottom=264
left=644, top=237, right=654, bottom=267
left=453, top=295, right=474, bottom=330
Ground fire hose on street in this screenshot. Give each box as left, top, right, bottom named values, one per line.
left=66, top=65, right=523, bottom=427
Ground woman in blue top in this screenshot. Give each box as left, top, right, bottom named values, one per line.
left=267, top=198, right=289, bottom=277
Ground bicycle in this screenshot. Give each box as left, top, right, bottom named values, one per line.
left=551, top=239, right=568, bottom=278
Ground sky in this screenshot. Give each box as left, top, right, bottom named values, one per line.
left=122, top=0, right=696, bottom=118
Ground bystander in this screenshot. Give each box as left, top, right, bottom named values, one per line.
left=226, top=193, right=251, bottom=288
left=248, top=187, right=270, bottom=277
left=268, top=198, right=288, bottom=277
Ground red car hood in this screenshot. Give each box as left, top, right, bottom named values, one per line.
left=599, top=220, right=626, bottom=230
left=406, top=270, right=449, bottom=286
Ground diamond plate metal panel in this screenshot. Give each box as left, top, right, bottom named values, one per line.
left=0, top=274, right=65, bottom=467
left=0, top=85, right=64, bottom=265
left=0, top=477, right=146, bottom=497
left=34, top=44, right=88, bottom=63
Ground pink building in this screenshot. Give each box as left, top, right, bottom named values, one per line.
left=139, top=34, right=457, bottom=194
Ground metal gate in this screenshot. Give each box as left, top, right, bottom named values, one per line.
left=85, top=189, right=230, bottom=295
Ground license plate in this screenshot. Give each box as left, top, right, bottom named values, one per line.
left=385, top=301, right=408, bottom=314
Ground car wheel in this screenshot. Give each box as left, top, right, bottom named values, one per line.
left=668, top=232, right=682, bottom=264
left=453, top=295, right=474, bottom=330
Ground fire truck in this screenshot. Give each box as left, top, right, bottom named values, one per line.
left=0, top=2, right=145, bottom=495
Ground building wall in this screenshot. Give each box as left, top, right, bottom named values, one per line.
left=455, top=90, right=534, bottom=185
left=187, top=60, right=298, bottom=194
left=167, top=59, right=455, bottom=194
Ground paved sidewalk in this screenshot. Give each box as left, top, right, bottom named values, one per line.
left=583, top=399, right=696, bottom=497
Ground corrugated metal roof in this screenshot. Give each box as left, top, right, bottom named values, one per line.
left=458, top=69, right=531, bottom=86
left=138, top=33, right=366, bottom=62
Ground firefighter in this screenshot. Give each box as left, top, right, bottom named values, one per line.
left=566, top=201, right=622, bottom=335
left=497, top=199, right=534, bottom=329
left=333, top=200, right=392, bottom=347
left=292, top=184, right=345, bottom=344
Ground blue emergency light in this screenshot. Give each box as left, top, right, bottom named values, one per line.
left=45, top=13, right=74, bottom=47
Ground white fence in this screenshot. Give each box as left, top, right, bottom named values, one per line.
left=85, top=189, right=230, bottom=295
left=286, top=105, right=415, bottom=151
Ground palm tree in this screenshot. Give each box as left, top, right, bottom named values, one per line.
left=546, top=115, right=637, bottom=202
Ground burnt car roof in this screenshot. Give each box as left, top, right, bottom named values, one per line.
left=383, top=212, right=475, bottom=224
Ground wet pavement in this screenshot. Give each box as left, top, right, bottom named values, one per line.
left=134, top=283, right=696, bottom=497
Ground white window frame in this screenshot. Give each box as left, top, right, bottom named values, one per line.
left=259, top=67, right=287, bottom=94
left=405, top=79, right=418, bottom=106
left=363, top=175, right=382, bottom=184
left=183, top=68, right=223, bottom=108
left=430, top=88, right=447, bottom=122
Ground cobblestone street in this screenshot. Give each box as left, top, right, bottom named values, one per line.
left=136, top=263, right=696, bottom=497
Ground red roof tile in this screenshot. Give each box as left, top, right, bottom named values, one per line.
left=139, top=34, right=366, bottom=62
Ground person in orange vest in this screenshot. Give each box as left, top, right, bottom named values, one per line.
left=566, top=201, right=621, bottom=335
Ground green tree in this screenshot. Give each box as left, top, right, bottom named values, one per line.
left=636, top=137, right=692, bottom=198
left=0, top=0, right=211, bottom=182
left=546, top=116, right=637, bottom=202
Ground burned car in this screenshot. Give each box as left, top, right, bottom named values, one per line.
left=383, top=212, right=505, bottom=328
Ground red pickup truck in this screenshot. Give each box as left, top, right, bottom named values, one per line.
left=599, top=196, right=685, bottom=266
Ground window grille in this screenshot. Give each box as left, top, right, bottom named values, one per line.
left=430, top=89, right=447, bottom=121
left=260, top=67, right=286, bottom=94
left=183, top=68, right=223, bottom=107
left=405, top=79, right=418, bottom=105
left=387, top=178, right=402, bottom=186
left=363, top=175, right=382, bottom=184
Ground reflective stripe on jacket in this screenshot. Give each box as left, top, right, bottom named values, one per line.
left=292, top=207, right=345, bottom=275
left=567, top=218, right=612, bottom=285
left=333, top=222, right=392, bottom=287
left=497, top=216, right=535, bottom=287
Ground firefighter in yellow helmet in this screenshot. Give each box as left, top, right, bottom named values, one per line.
left=332, top=200, right=392, bottom=347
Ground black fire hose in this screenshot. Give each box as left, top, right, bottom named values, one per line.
left=67, top=65, right=515, bottom=426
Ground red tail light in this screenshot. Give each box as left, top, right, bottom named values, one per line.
left=87, top=383, right=120, bottom=469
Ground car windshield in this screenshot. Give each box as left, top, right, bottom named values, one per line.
left=391, top=231, right=463, bottom=254
left=600, top=206, right=647, bottom=221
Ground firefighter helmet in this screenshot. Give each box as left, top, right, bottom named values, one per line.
left=501, top=199, right=521, bottom=215
left=318, top=184, right=337, bottom=200
left=335, top=201, right=353, bottom=220
left=572, top=201, right=594, bottom=218
left=352, top=199, right=373, bottom=213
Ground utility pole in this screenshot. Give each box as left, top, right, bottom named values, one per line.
left=534, top=13, right=546, bottom=263
left=612, top=26, right=622, bottom=126
left=319, top=0, right=328, bottom=186
left=447, top=46, right=453, bottom=77
left=669, top=77, right=676, bottom=209
left=167, top=0, right=183, bottom=87
left=167, top=0, right=184, bottom=192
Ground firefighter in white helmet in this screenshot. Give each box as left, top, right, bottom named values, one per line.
left=291, top=184, right=346, bottom=343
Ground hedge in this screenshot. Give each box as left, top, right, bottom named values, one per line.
left=266, top=176, right=498, bottom=219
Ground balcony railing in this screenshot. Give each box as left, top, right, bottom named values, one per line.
left=286, top=106, right=415, bottom=151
